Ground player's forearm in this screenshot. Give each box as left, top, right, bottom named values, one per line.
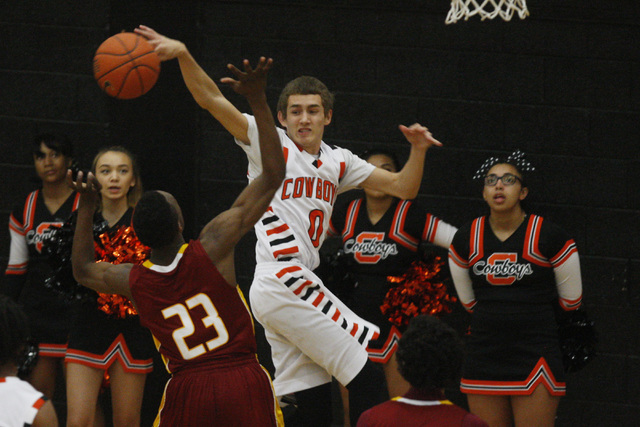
left=249, top=96, right=286, bottom=188
left=177, top=47, right=224, bottom=109
left=391, top=146, right=428, bottom=199
left=71, top=195, right=101, bottom=289
left=177, top=48, right=249, bottom=142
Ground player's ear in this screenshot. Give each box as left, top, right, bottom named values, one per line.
left=277, top=110, right=287, bottom=127
left=519, top=186, right=529, bottom=201
left=324, top=109, right=333, bottom=125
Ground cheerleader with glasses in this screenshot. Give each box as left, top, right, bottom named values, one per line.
left=448, top=151, right=583, bottom=427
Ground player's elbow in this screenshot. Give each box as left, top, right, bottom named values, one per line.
left=400, top=188, right=419, bottom=199
left=72, top=262, right=88, bottom=285
left=391, top=185, right=418, bottom=200
left=72, top=262, right=96, bottom=290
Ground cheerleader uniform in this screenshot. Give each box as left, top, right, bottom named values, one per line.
left=448, top=215, right=583, bottom=396
left=66, top=208, right=154, bottom=374
left=330, top=198, right=457, bottom=363
left=4, top=190, right=80, bottom=357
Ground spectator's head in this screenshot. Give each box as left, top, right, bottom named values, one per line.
left=396, top=315, right=463, bottom=390
left=32, top=133, right=76, bottom=185
left=92, top=146, right=143, bottom=209
left=0, top=295, right=30, bottom=370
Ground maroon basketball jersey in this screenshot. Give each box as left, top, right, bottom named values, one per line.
left=129, top=240, right=257, bottom=374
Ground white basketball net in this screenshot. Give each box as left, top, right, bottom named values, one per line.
left=446, top=0, right=529, bottom=24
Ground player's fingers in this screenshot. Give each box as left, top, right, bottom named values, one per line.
left=242, top=59, right=254, bottom=73
left=428, top=135, right=443, bottom=146
left=66, top=169, right=75, bottom=187
left=220, top=77, right=238, bottom=86
left=260, top=57, right=274, bottom=72
left=73, top=170, right=84, bottom=190
left=226, top=63, right=243, bottom=78
left=137, top=25, right=155, bottom=35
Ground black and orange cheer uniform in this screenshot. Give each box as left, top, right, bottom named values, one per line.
left=330, top=198, right=457, bottom=363
left=4, top=190, right=79, bottom=357
left=66, top=208, right=154, bottom=374
left=448, top=214, right=583, bottom=396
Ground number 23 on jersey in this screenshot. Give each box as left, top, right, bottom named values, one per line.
left=162, top=293, right=229, bottom=360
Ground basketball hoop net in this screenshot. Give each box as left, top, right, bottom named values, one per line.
left=446, top=0, right=529, bottom=24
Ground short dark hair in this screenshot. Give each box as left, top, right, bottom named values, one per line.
left=0, top=295, right=30, bottom=367
left=132, top=191, right=179, bottom=248
left=360, top=148, right=402, bottom=172
left=396, top=315, right=463, bottom=390
left=277, top=76, right=334, bottom=118
left=32, top=133, right=74, bottom=159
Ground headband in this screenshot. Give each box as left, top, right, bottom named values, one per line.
left=473, top=149, right=535, bottom=180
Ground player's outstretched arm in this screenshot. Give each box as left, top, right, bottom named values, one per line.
left=67, top=171, right=133, bottom=299
left=360, top=123, right=442, bottom=200
left=200, top=58, right=284, bottom=272
left=135, top=25, right=250, bottom=143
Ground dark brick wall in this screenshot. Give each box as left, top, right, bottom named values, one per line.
left=2, top=1, right=638, bottom=426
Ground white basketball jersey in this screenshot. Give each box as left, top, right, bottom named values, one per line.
left=0, top=376, right=46, bottom=426
left=236, top=114, right=375, bottom=270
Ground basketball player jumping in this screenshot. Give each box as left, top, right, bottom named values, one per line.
left=136, top=24, right=442, bottom=426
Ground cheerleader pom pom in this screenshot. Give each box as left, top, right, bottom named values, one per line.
left=94, top=225, right=150, bottom=317
left=558, top=308, right=597, bottom=373
left=42, top=214, right=93, bottom=303
left=381, top=256, right=457, bottom=328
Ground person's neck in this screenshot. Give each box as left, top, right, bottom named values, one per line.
left=149, top=238, right=186, bottom=266
left=302, top=142, right=321, bottom=156
left=489, top=207, right=527, bottom=240
left=0, top=363, right=18, bottom=378
left=286, top=129, right=322, bottom=156
left=41, top=180, right=73, bottom=202
left=366, top=195, right=394, bottom=225
left=100, top=198, right=130, bottom=228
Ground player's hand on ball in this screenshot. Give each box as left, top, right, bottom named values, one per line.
left=221, top=57, right=273, bottom=101
left=135, top=25, right=185, bottom=61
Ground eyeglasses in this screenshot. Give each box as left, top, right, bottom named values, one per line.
left=484, top=173, right=522, bottom=186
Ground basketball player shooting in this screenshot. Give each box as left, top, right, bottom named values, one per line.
left=68, top=57, right=286, bottom=427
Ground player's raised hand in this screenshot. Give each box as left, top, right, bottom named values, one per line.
left=135, top=25, right=185, bottom=61
left=66, top=170, right=101, bottom=195
left=399, top=123, right=442, bottom=150
left=220, top=57, right=273, bottom=102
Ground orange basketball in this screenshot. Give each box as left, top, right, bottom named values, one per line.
left=93, top=32, right=160, bottom=99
